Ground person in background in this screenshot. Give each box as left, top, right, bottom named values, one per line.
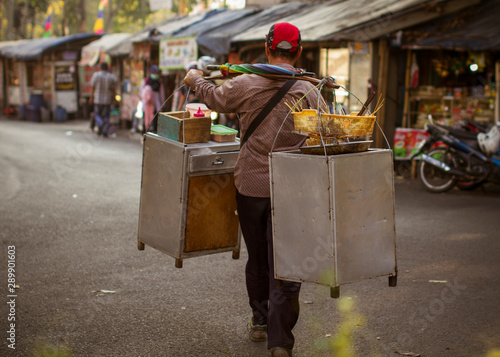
left=140, top=65, right=165, bottom=132
left=89, top=62, right=118, bottom=137
left=177, top=57, right=216, bottom=112
left=184, top=23, right=325, bottom=357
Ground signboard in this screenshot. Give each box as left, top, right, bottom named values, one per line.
left=159, top=37, right=197, bottom=70
left=149, top=0, right=172, bottom=11
left=55, top=65, right=75, bottom=91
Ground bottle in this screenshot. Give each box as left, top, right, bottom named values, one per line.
left=193, top=107, right=205, bottom=117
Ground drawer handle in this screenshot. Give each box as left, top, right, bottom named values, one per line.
left=212, top=156, right=224, bottom=165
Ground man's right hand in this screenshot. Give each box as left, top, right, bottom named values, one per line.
left=184, top=69, right=203, bottom=89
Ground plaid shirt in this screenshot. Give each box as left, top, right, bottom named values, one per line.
left=191, top=63, right=322, bottom=198
left=90, top=70, right=118, bottom=105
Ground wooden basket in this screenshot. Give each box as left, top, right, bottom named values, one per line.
left=293, top=109, right=376, bottom=139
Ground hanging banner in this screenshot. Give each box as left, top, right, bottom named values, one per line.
left=159, top=37, right=197, bottom=71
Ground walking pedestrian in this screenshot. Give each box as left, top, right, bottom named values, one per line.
left=184, top=23, right=325, bottom=357
left=140, top=65, right=165, bottom=132
left=89, top=62, right=118, bottom=137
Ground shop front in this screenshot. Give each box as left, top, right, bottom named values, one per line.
left=404, top=49, right=498, bottom=130
left=393, top=0, right=500, bottom=161
left=0, top=34, right=100, bottom=120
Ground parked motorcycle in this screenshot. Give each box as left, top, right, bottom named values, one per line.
left=411, top=116, right=500, bottom=193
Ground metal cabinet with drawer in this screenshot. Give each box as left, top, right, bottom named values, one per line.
left=137, top=133, right=241, bottom=267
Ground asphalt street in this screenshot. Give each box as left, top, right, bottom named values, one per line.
left=0, top=118, right=499, bottom=357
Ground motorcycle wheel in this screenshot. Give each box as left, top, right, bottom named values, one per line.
left=419, top=148, right=457, bottom=193
left=456, top=180, right=485, bottom=191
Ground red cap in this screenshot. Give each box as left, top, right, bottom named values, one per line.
left=266, top=23, right=301, bottom=52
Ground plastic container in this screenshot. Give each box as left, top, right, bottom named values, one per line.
left=18, top=104, right=26, bottom=120
left=26, top=105, right=41, bottom=122
left=29, top=93, right=44, bottom=108
left=54, top=106, right=68, bottom=122
left=186, top=103, right=211, bottom=118
left=210, top=124, right=238, bottom=142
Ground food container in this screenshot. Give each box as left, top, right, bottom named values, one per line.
left=269, top=149, right=397, bottom=298
left=293, top=109, right=376, bottom=139
left=210, top=125, right=238, bottom=142
left=137, top=133, right=241, bottom=268
left=157, top=111, right=211, bottom=144
left=186, top=103, right=212, bottom=118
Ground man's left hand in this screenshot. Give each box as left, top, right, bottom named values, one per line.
left=184, top=69, right=203, bottom=89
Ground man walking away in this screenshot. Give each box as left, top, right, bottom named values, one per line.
left=90, top=62, right=118, bottom=137
left=184, top=23, right=325, bottom=357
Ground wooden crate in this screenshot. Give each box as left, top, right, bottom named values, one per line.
left=157, top=111, right=211, bottom=143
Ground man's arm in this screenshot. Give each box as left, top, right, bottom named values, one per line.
left=89, top=73, right=96, bottom=105
left=89, top=86, right=95, bottom=105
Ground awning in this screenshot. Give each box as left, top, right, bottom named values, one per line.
left=197, top=3, right=307, bottom=59
left=231, top=0, right=479, bottom=45
left=156, top=10, right=221, bottom=39
left=107, top=14, right=205, bottom=57
left=79, top=33, right=131, bottom=66
left=0, top=40, right=28, bottom=51
left=0, top=33, right=101, bottom=60
left=171, top=8, right=256, bottom=40
left=402, top=0, right=500, bottom=51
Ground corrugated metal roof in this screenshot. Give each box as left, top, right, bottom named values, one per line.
left=170, top=8, right=256, bottom=39
left=0, top=40, right=28, bottom=51
left=231, top=0, right=473, bottom=44
left=402, top=0, right=500, bottom=50
left=0, top=33, right=101, bottom=60
left=197, top=3, right=307, bottom=58
left=107, top=14, right=205, bottom=56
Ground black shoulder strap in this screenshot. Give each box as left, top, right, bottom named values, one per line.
left=240, top=79, right=297, bottom=148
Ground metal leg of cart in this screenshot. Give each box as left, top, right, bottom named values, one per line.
left=389, top=273, right=398, bottom=287
left=330, top=286, right=340, bottom=299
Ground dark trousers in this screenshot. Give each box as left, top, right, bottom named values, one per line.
left=94, top=104, right=111, bottom=135
left=236, top=191, right=301, bottom=350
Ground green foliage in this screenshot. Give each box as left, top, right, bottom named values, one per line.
left=331, top=297, right=356, bottom=357
left=32, top=341, right=72, bottom=357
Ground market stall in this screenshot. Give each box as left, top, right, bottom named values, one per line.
left=0, top=34, right=100, bottom=120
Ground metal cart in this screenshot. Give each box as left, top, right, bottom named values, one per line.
left=269, top=148, right=397, bottom=297
left=137, top=133, right=241, bottom=267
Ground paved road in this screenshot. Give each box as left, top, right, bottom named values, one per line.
left=1, top=118, right=499, bottom=357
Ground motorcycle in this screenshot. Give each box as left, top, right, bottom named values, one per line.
left=411, top=115, right=500, bottom=193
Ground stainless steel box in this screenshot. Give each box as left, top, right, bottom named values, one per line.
left=269, top=149, right=397, bottom=297
left=138, top=133, right=241, bottom=267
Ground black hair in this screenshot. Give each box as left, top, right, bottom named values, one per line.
left=100, top=62, right=109, bottom=71
left=268, top=47, right=299, bottom=61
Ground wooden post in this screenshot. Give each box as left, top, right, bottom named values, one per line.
left=375, top=39, right=389, bottom=148
left=402, top=50, right=412, bottom=128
